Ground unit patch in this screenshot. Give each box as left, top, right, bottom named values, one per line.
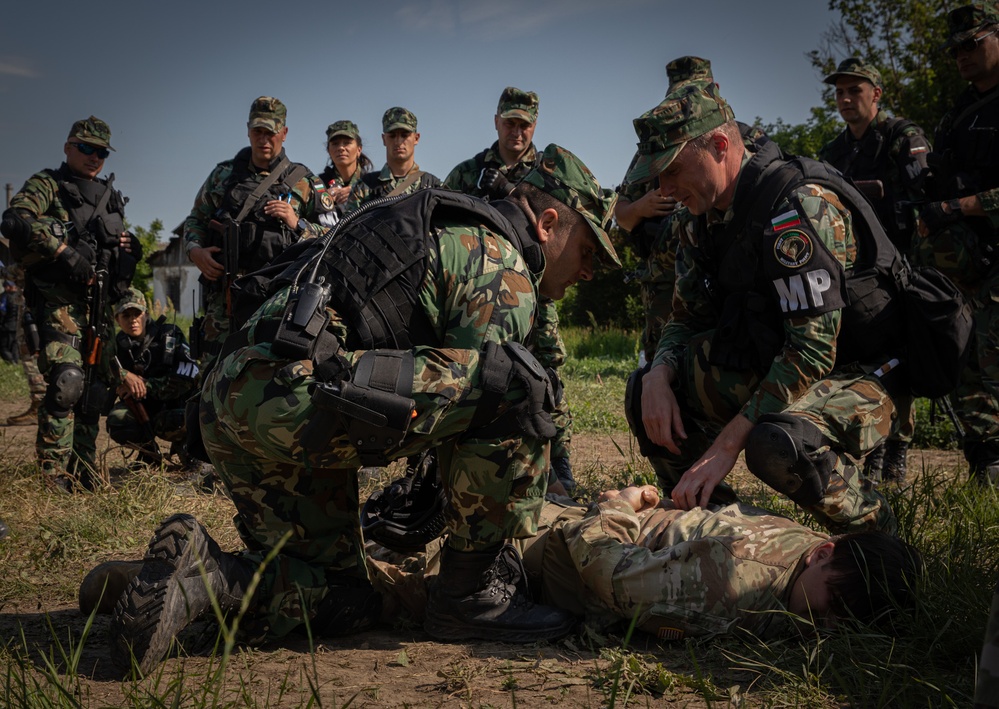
left=773, top=230, right=813, bottom=268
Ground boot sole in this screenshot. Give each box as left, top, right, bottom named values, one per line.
left=109, top=514, right=215, bottom=675
left=423, top=610, right=576, bottom=644
left=79, top=560, right=144, bottom=615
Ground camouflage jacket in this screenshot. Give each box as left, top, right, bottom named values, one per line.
left=342, top=163, right=441, bottom=215
left=819, top=110, right=930, bottom=252
left=115, top=316, right=199, bottom=404
left=318, top=164, right=364, bottom=192
left=443, top=142, right=539, bottom=199
left=183, top=148, right=325, bottom=254
left=653, top=149, right=858, bottom=424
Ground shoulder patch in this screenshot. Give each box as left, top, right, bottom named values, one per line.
left=771, top=209, right=801, bottom=232
left=773, top=229, right=813, bottom=268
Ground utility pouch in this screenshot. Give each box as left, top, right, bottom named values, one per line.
left=272, top=282, right=332, bottom=360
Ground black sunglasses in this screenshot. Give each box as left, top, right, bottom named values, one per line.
left=73, top=143, right=110, bottom=159
left=948, top=28, right=998, bottom=57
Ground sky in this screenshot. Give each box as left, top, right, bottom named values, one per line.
left=0, top=0, right=839, bottom=235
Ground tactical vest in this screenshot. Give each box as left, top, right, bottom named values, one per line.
left=691, top=140, right=904, bottom=373
left=218, top=148, right=311, bottom=273
left=231, top=189, right=542, bottom=354
left=821, top=117, right=922, bottom=247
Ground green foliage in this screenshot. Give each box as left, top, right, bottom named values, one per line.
left=911, top=397, right=961, bottom=450
left=557, top=230, right=645, bottom=330
left=127, top=218, right=165, bottom=299
left=756, top=106, right=842, bottom=159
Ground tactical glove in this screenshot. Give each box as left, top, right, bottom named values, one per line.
left=478, top=168, right=515, bottom=199
left=57, top=245, right=95, bottom=285
left=919, top=200, right=963, bottom=233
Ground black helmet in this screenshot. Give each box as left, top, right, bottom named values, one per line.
left=360, top=450, right=447, bottom=553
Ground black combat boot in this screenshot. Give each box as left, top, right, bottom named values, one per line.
left=79, top=559, right=144, bottom=615
left=109, top=514, right=254, bottom=675
left=881, top=440, right=909, bottom=483
left=863, top=442, right=886, bottom=483
left=311, top=576, right=383, bottom=637
left=424, top=543, right=575, bottom=643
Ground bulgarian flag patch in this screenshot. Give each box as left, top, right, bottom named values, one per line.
left=771, top=209, right=801, bottom=231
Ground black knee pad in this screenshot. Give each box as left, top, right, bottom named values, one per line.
left=744, top=413, right=834, bottom=507
left=625, top=363, right=672, bottom=459
left=44, top=363, right=85, bottom=419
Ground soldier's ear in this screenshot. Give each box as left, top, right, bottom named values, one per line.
left=534, top=208, right=559, bottom=243
left=805, top=541, right=836, bottom=568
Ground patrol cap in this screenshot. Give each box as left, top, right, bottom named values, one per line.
left=823, top=57, right=883, bottom=87
left=115, top=287, right=147, bottom=316
left=626, top=80, right=736, bottom=184
left=522, top=143, right=621, bottom=268
left=665, top=56, right=713, bottom=92
left=942, top=2, right=999, bottom=48
left=383, top=107, right=417, bottom=132
left=326, top=120, right=360, bottom=142
left=496, top=87, right=539, bottom=123
left=248, top=96, right=287, bottom=133
left=67, top=116, right=115, bottom=151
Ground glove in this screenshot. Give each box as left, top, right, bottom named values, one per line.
left=478, top=168, right=515, bottom=199
left=57, top=245, right=95, bottom=285
left=919, top=200, right=963, bottom=233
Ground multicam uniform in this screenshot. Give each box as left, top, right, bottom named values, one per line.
left=644, top=141, right=901, bottom=534
left=368, top=498, right=824, bottom=639
left=443, top=142, right=539, bottom=199
left=106, top=316, right=200, bottom=455
left=342, top=164, right=441, bottom=214
left=183, top=148, right=332, bottom=362
left=200, top=192, right=553, bottom=640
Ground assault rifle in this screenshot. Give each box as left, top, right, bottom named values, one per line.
left=208, top=218, right=241, bottom=333
left=80, top=266, right=109, bottom=414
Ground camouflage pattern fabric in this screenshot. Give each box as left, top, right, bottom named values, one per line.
left=977, top=576, right=999, bottom=708
left=528, top=297, right=572, bottom=461
left=200, top=217, right=549, bottom=641
left=5, top=264, right=45, bottom=403
left=366, top=497, right=826, bottom=640
left=342, top=163, right=442, bottom=214
left=650, top=177, right=897, bottom=534
left=9, top=169, right=120, bottom=480
left=443, top=142, right=539, bottom=199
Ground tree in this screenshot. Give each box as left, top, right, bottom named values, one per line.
left=128, top=219, right=164, bottom=298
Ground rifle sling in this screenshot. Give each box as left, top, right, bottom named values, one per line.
left=386, top=170, right=424, bottom=198
left=234, top=156, right=294, bottom=223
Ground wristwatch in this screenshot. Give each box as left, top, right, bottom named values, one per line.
left=295, top=218, right=309, bottom=236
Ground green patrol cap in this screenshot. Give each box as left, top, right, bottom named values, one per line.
left=626, top=79, right=736, bottom=184
left=383, top=106, right=417, bottom=132
left=68, top=116, right=114, bottom=151
left=665, top=56, right=713, bottom=91
left=326, top=120, right=360, bottom=141
left=497, top=86, right=539, bottom=123
left=823, top=57, right=883, bottom=87
left=942, top=3, right=999, bottom=49
left=522, top=143, right=620, bottom=268
left=115, top=287, right=147, bottom=316
left=248, top=96, right=287, bottom=133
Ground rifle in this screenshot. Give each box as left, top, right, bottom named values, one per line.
left=208, top=218, right=241, bottom=333
left=931, top=395, right=966, bottom=443
left=80, top=266, right=109, bottom=414
left=852, top=179, right=885, bottom=201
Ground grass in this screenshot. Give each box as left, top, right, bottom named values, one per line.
left=0, top=328, right=992, bottom=707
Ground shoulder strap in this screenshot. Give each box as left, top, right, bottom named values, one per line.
left=386, top=170, right=423, bottom=198
left=234, top=155, right=292, bottom=222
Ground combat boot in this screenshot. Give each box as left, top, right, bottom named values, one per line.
left=109, top=513, right=254, bottom=675
left=881, top=440, right=909, bottom=483
left=424, top=544, right=575, bottom=643
left=863, top=442, right=886, bottom=482
left=79, top=559, right=143, bottom=615
left=5, top=400, right=38, bottom=426
left=312, top=576, right=383, bottom=637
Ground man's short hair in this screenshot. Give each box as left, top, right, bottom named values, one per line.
left=825, top=531, right=923, bottom=630
left=685, top=120, right=742, bottom=154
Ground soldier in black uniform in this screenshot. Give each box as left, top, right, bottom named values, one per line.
left=106, top=288, right=200, bottom=467
left=0, top=116, right=140, bottom=490
left=819, top=57, right=932, bottom=483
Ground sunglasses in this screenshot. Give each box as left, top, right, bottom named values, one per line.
left=948, top=28, right=998, bottom=57
left=73, top=143, right=110, bottom=159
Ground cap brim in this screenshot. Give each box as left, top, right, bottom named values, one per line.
left=247, top=119, right=283, bottom=132
left=73, top=137, right=116, bottom=151
left=383, top=123, right=415, bottom=133
left=940, top=28, right=980, bottom=50
left=498, top=109, right=536, bottom=123
left=327, top=130, right=357, bottom=140
left=624, top=143, right=685, bottom=185
left=589, top=222, right=622, bottom=268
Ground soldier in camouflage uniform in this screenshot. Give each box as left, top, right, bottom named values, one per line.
left=978, top=576, right=999, bottom=708
left=917, top=3, right=999, bottom=485
left=2, top=262, right=46, bottom=425
left=184, top=97, right=335, bottom=368
left=342, top=107, right=441, bottom=214
left=0, top=117, right=140, bottom=491
left=819, top=57, right=931, bottom=484
left=443, top=87, right=575, bottom=493
left=366, top=485, right=921, bottom=639
left=108, top=144, right=620, bottom=674
left=628, top=68, right=908, bottom=535
left=317, top=120, right=374, bottom=218
left=106, top=288, right=199, bottom=466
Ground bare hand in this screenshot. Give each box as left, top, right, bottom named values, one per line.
left=263, top=199, right=298, bottom=229
left=330, top=186, right=351, bottom=204
left=189, top=246, right=224, bottom=280
left=670, top=448, right=738, bottom=510
left=636, top=189, right=677, bottom=220
left=599, top=485, right=661, bottom=512
left=119, top=232, right=133, bottom=252
left=119, top=371, right=147, bottom=400
left=640, top=366, right=686, bottom=454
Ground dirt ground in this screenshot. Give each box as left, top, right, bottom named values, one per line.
left=0, top=397, right=968, bottom=707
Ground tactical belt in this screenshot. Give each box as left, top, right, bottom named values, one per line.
left=40, top=325, right=81, bottom=351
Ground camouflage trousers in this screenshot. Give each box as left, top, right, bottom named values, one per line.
left=201, top=346, right=548, bottom=641
left=13, top=283, right=45, bottom=403
left=195, top=284, right=234, bottom=372
left=644, top=332, right=896, bottom=534
left=35, top=301, right=114, bottom=480
left=106, top=398, right=187, bottom=450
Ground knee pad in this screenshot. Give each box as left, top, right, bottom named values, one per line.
left=44, top=363, right=85, bottom=418
left=744, top=413, right=834, bottom=507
